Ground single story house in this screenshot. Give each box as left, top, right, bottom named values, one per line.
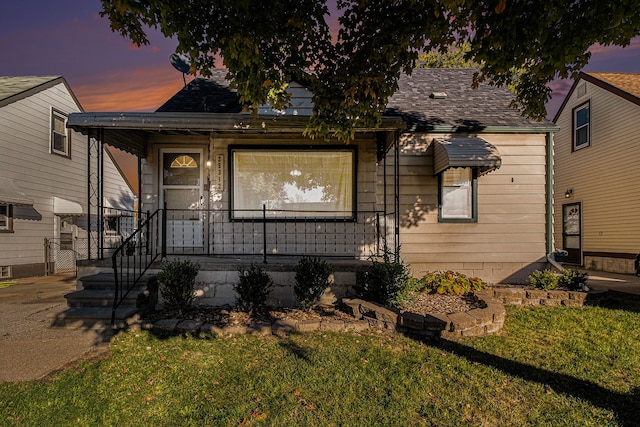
left=68, top=68, right=558, bottom=309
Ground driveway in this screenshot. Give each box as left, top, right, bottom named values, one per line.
left=0, top=275, right=110, bottom=382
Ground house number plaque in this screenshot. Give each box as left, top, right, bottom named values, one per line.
left=215, top=154, right=224, bottom=192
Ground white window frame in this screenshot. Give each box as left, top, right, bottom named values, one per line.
left=0, top=203, right=13, bottom=232
left=51, top=108, right=70, bottom=157
left=572, top=101, right=590, bottom=151
left=438, top=167, right=477, bottom=223
left=0, top=266, right=11, bottom=279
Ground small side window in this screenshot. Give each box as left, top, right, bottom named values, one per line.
left=439, top=167, right=477, bottom=223
left=0, top=203, right=13, bottom=232
left=572, top=101, right=590, bottom=151
left=51, top=109, right=70, bottom=157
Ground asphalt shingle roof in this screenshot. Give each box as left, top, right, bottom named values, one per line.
left=386, top=68, right=554, bottom=130
left=155, top=68, right=555, bottom=130
left=584, top=72, right=640, bottom=101
left=156, top=70, right=242, bottom=113
left=0, top=76, right=61, bottom=106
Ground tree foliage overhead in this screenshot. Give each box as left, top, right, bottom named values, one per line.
left=101, top=0, right=640, bottom=139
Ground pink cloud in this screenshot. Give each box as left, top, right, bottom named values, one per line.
left=73, top=67, right=185, bottom=111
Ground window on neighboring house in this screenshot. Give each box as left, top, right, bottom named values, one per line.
left=439, top=167, right=477, bottom=222
left=105, top=216, right=119, bottom=235
left=0, top=203, right=13, bottom=232
left=573, top=101, right=590, bottom=151
left=0, top=266, right=11, bottom=279
left=230, top=147, right=356, bottom=220
left=51, top=109, right=70, bottom=157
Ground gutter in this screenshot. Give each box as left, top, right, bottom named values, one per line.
left=545, top=131, right=563, bottom=272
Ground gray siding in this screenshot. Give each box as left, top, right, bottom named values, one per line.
left=0, top=81, right=133, bottom=276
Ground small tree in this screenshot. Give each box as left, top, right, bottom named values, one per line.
left=294, top=256, right=334, bottom=310
left=157, top=259, right=200, bottom=313
left=234, top=264, right=274, bottom=313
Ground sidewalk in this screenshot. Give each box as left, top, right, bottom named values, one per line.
left=581, top=269, right=640, bottom=295
left=0, top=275, right=111, bottom=382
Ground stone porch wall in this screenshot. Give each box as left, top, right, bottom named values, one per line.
left=584, top=256, right=637, bottom=275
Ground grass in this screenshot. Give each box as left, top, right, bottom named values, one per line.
left=0, top=281, right=17, bottom=289
left=1, top=293, right=639, bottom=426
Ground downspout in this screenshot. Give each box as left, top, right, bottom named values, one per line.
left=545, top=131, right=564, bottom=272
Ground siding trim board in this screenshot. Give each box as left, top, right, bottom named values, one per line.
left=583, top=251, right=638, bottom=260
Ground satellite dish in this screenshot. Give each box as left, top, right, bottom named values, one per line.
left=170, top=53, right=191, bottom=86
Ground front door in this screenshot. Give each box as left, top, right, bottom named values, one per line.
left=161, top=150, right=205, bottom=250
left=562, top=202, right=582, bottom=265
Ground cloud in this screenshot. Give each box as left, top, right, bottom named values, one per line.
left=72, top=67, right=185, bottom=111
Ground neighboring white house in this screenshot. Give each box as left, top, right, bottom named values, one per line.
left=553, top=72, right=640, bottom=274
left=0, top=76, right=135, bottom=279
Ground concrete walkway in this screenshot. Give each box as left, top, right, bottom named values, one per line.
left=581, top=269, right=640, bottom=295
left=0, top=275, right=111, bottom=382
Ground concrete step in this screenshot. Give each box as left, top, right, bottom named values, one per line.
left=50, top=306, right=140, bottom=329
left=64, top=288, right=145, bottom=308
left=78, top=272, right=155, bottom=290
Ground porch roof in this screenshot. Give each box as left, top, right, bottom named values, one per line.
left=433, top=137, right=502, bottom=176
left=66, top=112, right=405, bottom=157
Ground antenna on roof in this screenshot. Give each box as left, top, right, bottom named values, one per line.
left=170, top=53, right=191, bottom=87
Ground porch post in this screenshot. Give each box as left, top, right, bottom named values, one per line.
left=394, top=130, right=400, bottom=259
left=263, top=204, right=267, bottom=264
left=137, top=155, right=142, bottom=228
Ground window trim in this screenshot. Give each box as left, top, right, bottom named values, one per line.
left=0, top=203, right=14, bottom=232
left=229, top=145, right=358, bottom=222
left=572, top=100, right=590, bottom=151
left=50, top=108, right=71, bottom=157
left=438, top=167, right=478, bottom=223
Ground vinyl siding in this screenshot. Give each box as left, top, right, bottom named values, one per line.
left=391, top=132, right=548, bottom=284
left=142, top=133, right=380, bottom=257
left=553, top=80, right=640, bottom=257
left=0, top=81, right=133, bottom=273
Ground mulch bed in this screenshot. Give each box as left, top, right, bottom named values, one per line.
left=142, top=292, right=485, bottom=329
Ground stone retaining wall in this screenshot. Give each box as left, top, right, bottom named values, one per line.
left=484, top=287, right=606, bottom=307
left=341, top=294, right=506, bottom=339
left=140, top=288, right=606, bottom=339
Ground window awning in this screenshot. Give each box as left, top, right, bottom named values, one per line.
left=433, top=137, right=502, bottom=176
left=54, top=197, right=84, bottom=216
left=0, top=177, right=33, bottom=206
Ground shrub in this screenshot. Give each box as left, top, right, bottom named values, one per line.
left=234, top=264, right=274, bottom=312
left=526, top=269, right=558, bottom=290
left=558, top=269, right=589, bottom=291
left=294, top=256, right=334, bottom=310
left=157, top=259, right=200, bottom=312
left=355, top=250, right=418, bottom=307
left=420, top=271, right=486, bottom=296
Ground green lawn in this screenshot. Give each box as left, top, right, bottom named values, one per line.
left=1, top=293, right=639, bottom=426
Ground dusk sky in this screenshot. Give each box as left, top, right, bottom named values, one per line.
left=2, top=0, right=640, bottom=184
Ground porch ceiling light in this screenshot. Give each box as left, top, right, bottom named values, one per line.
left=290, top=169, right=302, bottom=177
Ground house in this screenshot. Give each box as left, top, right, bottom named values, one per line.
left=0, top=76, right=135, bottom=279
left=553, top=72, right=640, bottom=274
left=68, top=68, right=557, bottom=311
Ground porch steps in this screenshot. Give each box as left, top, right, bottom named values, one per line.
left=51, top=273, right=157, bottom=330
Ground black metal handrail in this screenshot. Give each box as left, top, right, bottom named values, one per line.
left=163, top=205, right=396, bottom=262
left=111, top=208, right=162, bottom=326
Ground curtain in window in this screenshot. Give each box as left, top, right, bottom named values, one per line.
left=233, top=150, right=353, bottom=218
